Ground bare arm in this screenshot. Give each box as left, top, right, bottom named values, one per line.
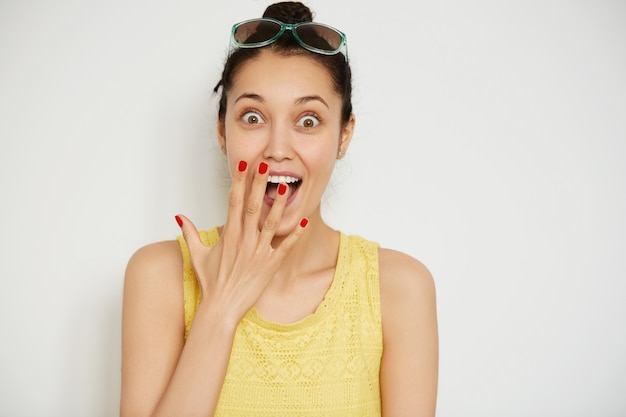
left=120, top=240, right=237, bottom=417
left=379, top=248, right=439, bottom=417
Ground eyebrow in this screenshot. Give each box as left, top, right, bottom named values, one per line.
left=295, top=95, right=329, bottom=109
left=234, top=93, right=329, bottom=109
left=234, top=93, right=264, bottom=104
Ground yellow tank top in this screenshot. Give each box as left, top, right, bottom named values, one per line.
left=176, top=228, right=382, bottom=416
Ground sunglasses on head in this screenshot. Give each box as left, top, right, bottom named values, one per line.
left=229, top=18, right=348, bottom=61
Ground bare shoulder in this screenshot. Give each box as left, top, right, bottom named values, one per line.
left=378, top=247, right=436, bottom=303
left=377, top=247, right=438, bottom=338
left=125, top=240, right=183, bottom=283
left=377, top=247, right=439, bottom=416
left=121, top=240, right=187, bottom=414
left=123, top=239, right=185, bottom=322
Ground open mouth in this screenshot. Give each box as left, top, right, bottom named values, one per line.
left=265, top=175, right=302, bottom=200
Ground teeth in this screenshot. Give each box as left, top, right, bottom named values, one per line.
left=267, top=175, right=299, bottom=184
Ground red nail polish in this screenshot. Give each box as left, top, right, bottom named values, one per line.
left=258, top=162, right=268, bottom=174
left=175, top=215, right=183, bottom=227
left=238, top=160, right=247, bottom=172
left=300, top=218, right=309, bottom=228
left=278, top=183, right=287, bottom=195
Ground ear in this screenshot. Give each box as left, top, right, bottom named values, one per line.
left=217, top=120, right=226, bottom=155
left=337, top=113, right=356, bottom=159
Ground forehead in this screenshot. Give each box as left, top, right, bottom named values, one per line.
left=228, top=51, right=339, bottom=103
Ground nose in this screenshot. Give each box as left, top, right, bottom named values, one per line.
left=263, top=123, right=294, bottom=162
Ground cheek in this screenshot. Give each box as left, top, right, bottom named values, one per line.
left=307, top=149, right=338, bottom=185
left=302, top=134, right=341, bottom=170
left=224, top=134, right=263, bottom=163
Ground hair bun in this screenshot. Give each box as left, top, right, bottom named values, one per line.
left=262, top=1, right=313, bottom=24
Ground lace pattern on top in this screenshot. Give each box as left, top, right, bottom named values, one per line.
left=176, top=228, right=383, bottom=416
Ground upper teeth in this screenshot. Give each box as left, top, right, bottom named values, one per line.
left=267, top=175, right=299, bottom=184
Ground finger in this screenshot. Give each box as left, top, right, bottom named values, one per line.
left=243, top=161, right=269, bottom=238
left=273, top=217, right=309, bottom=260
left=176, top=214, right=219, bottom=300
left=223, top=160, right=249, bottom=238
left=175, top=214, right=205, bottom=255
left=257, top=181, right=289, bottom=248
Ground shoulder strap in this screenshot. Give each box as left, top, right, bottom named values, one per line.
left=347, top=234, right=381, bottom=307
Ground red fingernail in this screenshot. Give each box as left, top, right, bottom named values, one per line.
left=238, top=160, right=247, bottom=172
left=258, top=162, right=268, bottom=174
left=300, top=218, right=309, bottom=228
left=175, top=215, right=183, bottom=227
left=278, top=183, right=287, bottom=195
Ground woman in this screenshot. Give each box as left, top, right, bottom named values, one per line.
left=121, top=2, right=438, bottom=416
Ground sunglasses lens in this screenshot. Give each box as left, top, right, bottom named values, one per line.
left=296, top=24, right=343, bottom=52
left=234, top=20, right=282, bottom=45
left=231, top=19, right=346, bottom=58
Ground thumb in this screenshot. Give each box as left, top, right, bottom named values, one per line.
left=175, top=214, right=204, bottom=254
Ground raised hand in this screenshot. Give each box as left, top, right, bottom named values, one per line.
left=176, top=160, right=308, bottom=323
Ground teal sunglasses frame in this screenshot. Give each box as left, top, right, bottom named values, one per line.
left=229, top=18, right=348, bottom=61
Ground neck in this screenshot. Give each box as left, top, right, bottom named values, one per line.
left=270, top=211, right=340, bottom=283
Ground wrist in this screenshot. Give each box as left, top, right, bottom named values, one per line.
left=194, top=300, right=242, bottom=333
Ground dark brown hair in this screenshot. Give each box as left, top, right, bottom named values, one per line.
left=213, top=1, right=353, bottom=125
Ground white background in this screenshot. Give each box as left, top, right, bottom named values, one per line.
left=1, top=0, right=624, bottom=416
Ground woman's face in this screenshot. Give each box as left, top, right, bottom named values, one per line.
left=218, top=50, right=354, bottom=235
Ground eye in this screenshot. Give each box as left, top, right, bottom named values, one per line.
left=297, top=114, right=320, bottom=128
left=242, top=111, right=265, bottom=125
